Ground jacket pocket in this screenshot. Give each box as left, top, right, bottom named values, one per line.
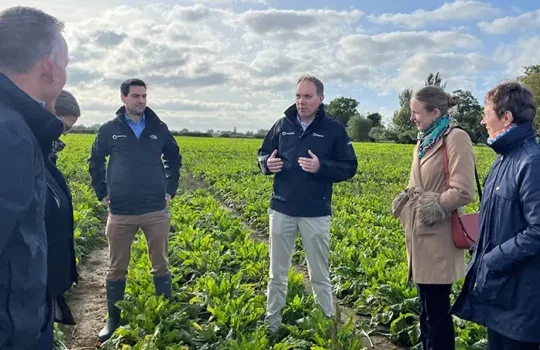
left=474, top=259, right=517, bottom=309
left=415, top=219, right=447, bottom=236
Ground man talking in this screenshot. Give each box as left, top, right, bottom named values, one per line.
left=258, top=74, right=358, bottom=333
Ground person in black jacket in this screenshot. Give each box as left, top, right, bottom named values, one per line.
left=0, top=6, right=67, bottom=350
left=258, top=74, right=358, bottom=333
left=88, top=78, right=182, bottom=342
left=33, top=90, right=81, bottom=350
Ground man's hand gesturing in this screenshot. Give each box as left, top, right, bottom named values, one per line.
left=267, top=149, right=283, bottom=173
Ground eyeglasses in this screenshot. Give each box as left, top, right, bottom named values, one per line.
left=59, top=116, right=74, bottom=134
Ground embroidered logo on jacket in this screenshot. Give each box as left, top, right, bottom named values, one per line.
left=313, top=133, right=324, bottom=138
left=282, top=131, right=295, bottom=136
left=149, top=134, right=158, bottom=139
left=112, top=134, right=127, bottom=140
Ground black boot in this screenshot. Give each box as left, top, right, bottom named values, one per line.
left=98, top=279, right=126, bottom=343
left=153, top=274, right=172, bottom=298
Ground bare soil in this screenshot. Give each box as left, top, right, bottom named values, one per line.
left=62, top=244, right=108, bottom=350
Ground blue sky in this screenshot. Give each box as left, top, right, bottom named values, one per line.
left=2, top=0, right=539, bottom=131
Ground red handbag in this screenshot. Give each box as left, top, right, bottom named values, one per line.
left=441, top=141, right=482, bottom=249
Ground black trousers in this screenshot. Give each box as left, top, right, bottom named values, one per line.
left=488, top=329, right=540, bottom=350
left=417, top=284, right=455, bottom=350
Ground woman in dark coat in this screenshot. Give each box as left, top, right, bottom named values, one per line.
left=452, top=81, right=540, bottom=350
left=34, top=90, right=81, bottom=349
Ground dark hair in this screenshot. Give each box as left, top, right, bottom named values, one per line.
left=485, top=81, right=536, bottom=124
left=120, top=78, right=146, bottom=96
left=55, top=90, right=80, bottom=117
left=413, top=86, right=460, bottom=116
left=0, top=6, right=64, bottom=74
left=297, top=74, right=324, bottom=95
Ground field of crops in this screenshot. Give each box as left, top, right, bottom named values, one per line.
left=57, top=134, right=497, bottom=349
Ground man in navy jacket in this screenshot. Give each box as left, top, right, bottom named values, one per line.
left=89, top=78, right=182, bottom=342
left=258, top=74, right=358, bottom=332
left=0, top=6, right=67, bottom=349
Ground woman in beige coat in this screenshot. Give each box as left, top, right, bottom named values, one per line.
left=392, top=86, right=476, bottom=350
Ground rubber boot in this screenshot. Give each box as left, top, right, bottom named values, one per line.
left=153, top=274, right=172, bottom=298
left=98, top=279, right=126, bottom=343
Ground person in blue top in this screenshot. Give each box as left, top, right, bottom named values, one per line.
left=452, top=81, right=540, bottom=350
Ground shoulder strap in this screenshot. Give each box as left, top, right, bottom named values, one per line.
left=442, top=138, right=482, bottom=201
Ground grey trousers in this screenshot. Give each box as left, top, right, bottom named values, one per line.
left=265, top=209, right=333, bottom=332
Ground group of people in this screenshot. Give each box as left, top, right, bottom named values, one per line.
left=1, top=5, right=539, bottom=350
left=0, top=6, right=181, bottom=349
left=390, top=82, right=540, bottom=350
left=258, top=76, right=540, bottom=350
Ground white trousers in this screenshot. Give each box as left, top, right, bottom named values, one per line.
left=265, top=209, right=333, bottom=332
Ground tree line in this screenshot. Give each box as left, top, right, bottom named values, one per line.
left=332, top=66, right=540, bottom=144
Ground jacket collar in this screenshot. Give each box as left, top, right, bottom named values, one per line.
left=0, top=73, right=63, bottom=145
left=115, top=106, right=161, bottom=124
left=489, top=122, right=536, bottom=155
left=284, top=103, right=326, bottom=127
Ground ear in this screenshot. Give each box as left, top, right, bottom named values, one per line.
left=40, top=55, right=55, bottom=83
left=433, top=108, right=442, bottom=118
left=319, top=94, right=324, bottom=103
left=121, top=94, right=127, bottom=104
left=503, top=111, right=514, bottom=126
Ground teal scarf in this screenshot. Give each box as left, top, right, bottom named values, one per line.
left=417, top=115, right=452, bottom=159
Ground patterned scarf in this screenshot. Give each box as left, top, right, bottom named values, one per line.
left=487, top=124, right=518, bottom=145
left=50, top=139, right=66, bottom=163
left=417, top=115, right=453, bottom=159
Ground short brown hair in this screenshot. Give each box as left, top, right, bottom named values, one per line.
left=485, top=81, right=536, bottom=124
left=297, top=74, right=324, bottom=96
left=413, top=86, right=459, bottom=117
left=55, top=90, right=81, bottom=118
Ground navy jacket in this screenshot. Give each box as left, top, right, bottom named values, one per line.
left=88, top=106, right=182, bottom=215
left=0, top=74, right=63, bottom=349
left=258, top=104, right=357, bottom=217
left=452, top=122, right=540, bottom=343
left=45, top=155, right=77, bottom=300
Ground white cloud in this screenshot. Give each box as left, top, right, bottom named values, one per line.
left=494, top=36, right=540, bottom=76
left=478, top=9, right=540, bottom=34
left=370, top=0, right=499, bottom=29
left=391, top=52, right=497, bottom=91
left=337, top=31, right=481, bottom=66
left=0, top=1, right=516, bottom=131
left=236, top=8, right=363, bottom=42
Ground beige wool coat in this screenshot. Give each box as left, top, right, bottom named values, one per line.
left=392, top=127, right=476, bottom=284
